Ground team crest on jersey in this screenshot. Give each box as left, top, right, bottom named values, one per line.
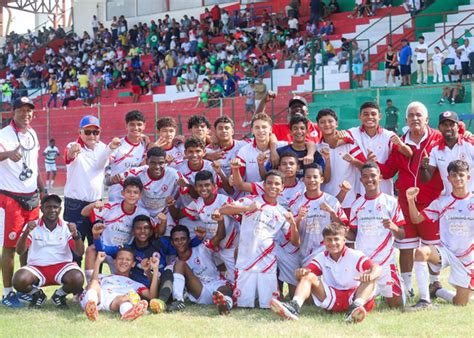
left=459, top=153, right=466, bottom=160
left=8, top=232, right=16, bottom=240
left=233, top=288, right=241, bottom=298
left=376, top=204, right=382, bottom=211
left=194, top=257, right=201, bottom=265
left=161, top=184, right=168, bottom=192
left=468, top=203, right=474, bottom=211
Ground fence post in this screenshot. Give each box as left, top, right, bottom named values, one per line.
left=311, top=38, right=316, bottom=92
left=178, top=114, right=183, bottom=134
left=46, top=107, right=50, bottom=142
left=231, top=96, right=235, bottom=122
left=154, top=102, right=159, bottom=140
left=389, top=13, right=392, bottom=45
left=97, top=102, right=101, bottom=120
left=219, top=98, right=223, bottom=117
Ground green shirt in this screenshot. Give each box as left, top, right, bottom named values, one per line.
left=385, top=106, right=399, bottom=129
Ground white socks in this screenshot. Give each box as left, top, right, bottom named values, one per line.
left=414, top=261, right=430, bottom=302
left=172, top=273, right=185, bottom=302
left=293, top=296, right=305, bottom=308
left=119, top=302, right=133, bottom=315
left=224, top=295, right=233, bottom=309
left=353, top=298, right=365, bottom=307
left=429, top=274, right=440, bottom=283
left=3, top=287, right=13, bottom=297
left=401, top=272, right=413, bottom=292
left=55, top=287, right=67, bottom=297
left=84, top=289, right=99, bottom=304
left=436, top=288, right=455, bottom=304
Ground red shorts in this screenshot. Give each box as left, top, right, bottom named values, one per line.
left=132, top=85, right=140, bottom=95
left=330, top=288, right=375, bottom=313
left=0, top=193, right=39, bottom=248
left=395, top=199, right=440, bottom=249
left=20, top=262, right=82, bottom=287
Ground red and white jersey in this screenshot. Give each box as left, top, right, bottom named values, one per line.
left=423, top=192, right=474, bottom=259
left=317, top=140, right=366, bottom=208
left=234, top=195, right=291, bottom=273
left=236, top=139, right=287, bottom=184
left=163, top=144, right=185, bottom=167
left=350, top=193, right=405, bottom=266
left=0, top=123, right=39, bottom=193
left=206, top=140, right=248, bottom=177
left=108, top=137, right=146, bottom=201
left=90, top=201, right=149, bottom=246
left=289, top=192, right=348, bottom=260
left=183, top=194, right=239, bottom=249
left=64, top=138, right=112, bottom=202
left=98, top=274, right=148, bottom=296
left=348, top=127, right=395, bottom=195
left=429, top=139, right=474, bottom=195
left=182, top=241, right=222, bottom=284
left=124, top=166, right=181, bottom=217
left=24, top=218, right=74, bottom=266
left=307, top=247, right=374, bottom=290
left=252, top=180, right=305, bottom=209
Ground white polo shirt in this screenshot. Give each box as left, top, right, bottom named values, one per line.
left=415, top=41, right=427, bottom=61
left=64, top=138, right=112, bottom=202
left=0, top=123, right=39, bottom=194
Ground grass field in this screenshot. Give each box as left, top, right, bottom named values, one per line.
left=0, top=256, right=472, bottom=338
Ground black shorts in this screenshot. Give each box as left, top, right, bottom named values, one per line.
left=461, top=61, right=470, bottom=75
left=213, top=20, right=220, bottom=28
left=385, top=62, right=396, bottom=70
left=400, top=64, right=411, bottom=76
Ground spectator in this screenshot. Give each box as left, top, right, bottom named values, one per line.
left=438, top=80, right=465, bottom=105
left=448, top=50, right=463, bottom=82
left=47, top=75, right=59, bottom=108
left=211, top=4, right=221, bottom=36
left=310, top=0, right=322, bottom=25
left=384, top=99, right=400, bottom=134
left=221, top=10, right=230, bottom=35
left=337, top=37, right=351, bottom=72
left=243, top=79, right=256, bottom=127
left=399, top=39, right=412, bottom=86
left=351, top=40, right=365, bottom=88
left=286, top=0, right=301, bottom=18
left=325, top=39, right=336, bottom=60
left=441, top=39, right=458, bottom=65
left=385, top=44, right=398, bottom=86
left=254, top=77, right=267, bottom=112
left=328, top=0, right=340, bottom=14
left=415, top=36, right=428, bottom=84
left=458, top=38, right=472, bottom=81
left=288, top=15, right=299, bottom=35
left=432, top=46, right=444, bottom=83
left=195, top=78, right=211, bottom=107
left=91, top=15, right=99, bottom=39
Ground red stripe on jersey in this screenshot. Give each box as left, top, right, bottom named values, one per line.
left=306, top=261, right=323, bottom=276
left=261, top=257, right=277, bottom=273
left=350, top=197, right=368, bottom=225
left=356, top=256, right=371, bottom=272
left=456, top=244, right=474, bottom=259
left=369, top=232, right=392, bottom=261
left=112, top=144, right=139, bottom=165
left=182, top=207, right=198, bottom=220
left=244, top=242, right=275, bottom=271
left=224, top=227, right=237, bottom=249
left=390, top=264, right=403, bottom=297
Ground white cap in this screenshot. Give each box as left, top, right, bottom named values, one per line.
left=249, top=53, right=256, bottom=58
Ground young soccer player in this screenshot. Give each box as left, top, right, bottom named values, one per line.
left=169, top=222, right=234, bottom=315
left=108, top=110, right=147, bottom=201
left=188, top=115, right=212, bottom=146
left=407, top=160, right=473, bottom=308
left=80, top=249, right=159, bottom=321
left=348, top=162, right=406, bottom=308
left=154, top=117, right=185, bottom=165
left=43, top=138, right=60, bottom=189
left=219, top=170, right=300, bottom=308
left=13, top=194, right=84, bottom=309
left=270, top=222, right=382, bottom=323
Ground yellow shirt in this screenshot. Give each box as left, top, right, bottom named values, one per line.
left=78, top=74, right=89, bottom=88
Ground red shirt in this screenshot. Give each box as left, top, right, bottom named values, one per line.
left=272, top=121, right=321, bottom=143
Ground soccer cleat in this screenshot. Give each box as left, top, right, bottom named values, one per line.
left=17, top=291, right=33, bottom=304
left=437, top=99, right=445, bottom=105
left=429, top=281, right=442, bottom=300
left=127, top=290, right=141, bottom=305
left=85, top=300, right=99, bottom=321
left=407, top=299, right=432, bottom=312
left=212, top=291, right=231, bottom=315
left=269, top=299, right=300, bottom=321
left=149, top=298, right=166, bottom=314
left=2, top=291, right=24, bottom=308
left=51, top=290, right=69, bottom=309
left=121, top=300, right=148, bottom=321
left=29, top=289, right=47, bottom=309
left=344, top=303, right=367, bottom=323
left=167, top=300, right=186, bottom=312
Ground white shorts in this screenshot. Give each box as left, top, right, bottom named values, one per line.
left=20, top=262, right=83, bottom=287
left=80, top=287, right=121, bottom=311
left=429, top=245, right=474, bottom=290
left=215, top=248, right=236, bottom=283
left=233, top=270, right=279, bottom=308
left=276, top=244, right=300, bottom=286
left=45, top=163, right=57, bottom=172
left=376, top=263, right=404, bottom=300
left=188, top=279, right=226, bottom=305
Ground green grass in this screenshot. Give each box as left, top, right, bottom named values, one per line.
left=0, top=255, right=472, bottom=337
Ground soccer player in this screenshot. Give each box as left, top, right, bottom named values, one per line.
left=348, top=162, right=406, bottom=308
left=43, top=138, right=60, bottom=189
left=407, top=160, right=473, bottom=309
left=219, top=170, right=300, bottom=309
left=270, top=222, right=382, bottom=323
left=107, top=110, right=147, bottom=202
left=80, top=249, right=159, bottom=321
left=13, top=194, right=84, bottom=309
left=188, top=115, right=212, bottom=146
left=420, top=111, right=473, bottom=195
left=169, top=222, right=234, bottom=315
left=154, top=117, right=185, bottom=165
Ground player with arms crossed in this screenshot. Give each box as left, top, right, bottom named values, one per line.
left=407, top=159, right=473, bottom=309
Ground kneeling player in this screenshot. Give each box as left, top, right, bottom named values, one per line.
left=407, top=160, right=473, bottom=309
left=13, top=194, right=84, bottom=309
left=80, top=249, right=159, bottom=321
left=270, top=223, right=382, bottom=323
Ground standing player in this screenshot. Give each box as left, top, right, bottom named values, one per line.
left=270, top=223, right=382, bottom=323
left=219, top=170, right=300, bottom=308
left=107, top=110, right=147, bottom=202
left=348, top=162, right=406, bottom=308
left=407, top=160, right=473, bottom=309
left=43, top=138, right=60, bottom=190
left=154, top=117, right=185, bottom=165
left=0, top=97, right=44, bottom=307
left=13, top=194, right=84, bottom=309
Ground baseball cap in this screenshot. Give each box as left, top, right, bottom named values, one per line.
left=13, top=96, right=35, bottom=110
left=79, top=115, right=101, bottom=129
left=288, top=95, right=308, bottom=107
left=41, top=193, right=62, bottom=206
left=438, top=111, right=459, bottom=124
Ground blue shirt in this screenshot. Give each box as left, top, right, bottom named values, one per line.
left=399, top=45, right=412, bottom=65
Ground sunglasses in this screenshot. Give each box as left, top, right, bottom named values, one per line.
left=83, top=130, right=100, bottom=136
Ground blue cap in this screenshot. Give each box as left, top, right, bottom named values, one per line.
left=79, top=115, right=101, bottom=129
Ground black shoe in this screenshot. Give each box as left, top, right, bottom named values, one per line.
left=429, top=281, right=442, bottom=300
left=29, top=289, right=47, bottom=309
left=51, top=290, right=69, bottom=309
left=167, top=300, right=185, bottom=312
left=270, top=298, right=300, bottom=320
left=407, top=299, right=432, bottom=312
left=344, top=303, right=366, bottom=323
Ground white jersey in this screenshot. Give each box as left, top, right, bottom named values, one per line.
left=350, top=193, right=405, bottom=266
left=183, top=194, right=239, bottom=249
left=234, top=195, right=291, bottom=273
left=429, top=139, right=474, bottom=195
left=91, top=201, right=150, bottom=246
left=25, top=218, right=74, bottom=266
left=182, top=241, right=223, bottom=284
left=64, top=139, right=111, bottom=202
left=348, top=127, right=395, bottom=195
left=43, top=145, right=60, bottom=165
left=206, top=140, right=248, bottom=177
left=0, top=124, right=39, bottom=193
left=252, top=180, right=305, bottom=209
left=423, top=192, right=473, bottom=261
left=289, top=192, right=348, bottom=261
left=163, top=144, right=185, bottom=166
left=124, top=166, right=181, bottom=217
left=98, top=274, right=148, bottom=296
left=318, top=140, right=366, bottom=208
left=108, top=137, right=146, bottom=201
left=307, top=247, right=373, bottom=290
